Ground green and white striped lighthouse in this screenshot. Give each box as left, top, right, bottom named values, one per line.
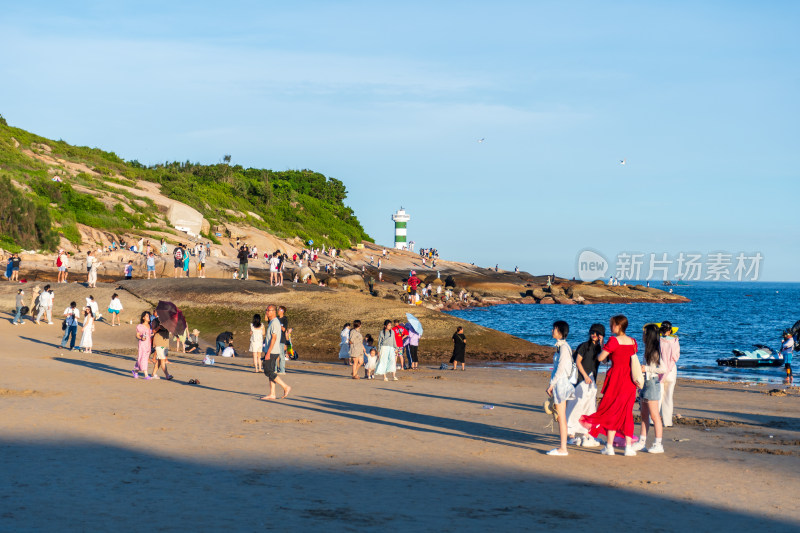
left=391, top=208, right=411, bottom=250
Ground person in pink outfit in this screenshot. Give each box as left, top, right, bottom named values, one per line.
left=134, top=311, right=153, bottom=379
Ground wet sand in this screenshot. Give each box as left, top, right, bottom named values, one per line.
left=1, top=314, right=799, bottom=531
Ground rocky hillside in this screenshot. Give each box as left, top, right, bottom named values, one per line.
left=0, top=115, right=370, bottom=253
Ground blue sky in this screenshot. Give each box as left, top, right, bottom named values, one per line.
left=2, top=1, right=798, bottom=280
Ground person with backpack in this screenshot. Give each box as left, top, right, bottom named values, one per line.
left=60, top=301, right=80, bottom=351
left=56, top=250, right=68, bottom=283
left=173, top=244, right=184, bottom=278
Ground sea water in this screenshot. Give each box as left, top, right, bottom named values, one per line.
left=446, top=281, right=799, bottom=384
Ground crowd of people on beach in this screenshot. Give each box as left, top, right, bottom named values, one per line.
left=334, top=318, right=465, bottom=380
left=545, top=315, right=680, bottom=457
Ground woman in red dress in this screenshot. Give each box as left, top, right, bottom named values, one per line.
left=580, top=315, right=639, bottom=456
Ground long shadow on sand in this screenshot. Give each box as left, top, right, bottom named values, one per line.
left=0, top=438, right=797, bottom=531
left=386, top=389, right=545, bottom=414
left=286, top=396, right=546, bottom=450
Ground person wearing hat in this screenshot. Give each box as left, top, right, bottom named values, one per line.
left=565, top=323, right=605, bottom=448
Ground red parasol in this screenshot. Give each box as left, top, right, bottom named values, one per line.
left=154, top=300, right=187, bottom=336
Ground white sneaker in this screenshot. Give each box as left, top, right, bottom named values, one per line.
left=632, top=438, right=647, bottom=451
left=624, top=446, right=637, bottom=457
left=48, top=321, right=54, bottom=325
left=567, top=437, right=581, bottom=446
left=647, top=443, right=664, bottom=454
left=601, top=446, right=615, bottom=456
left=581, top=436, right=601, bottom=448
left=546, top=448, right=568, bottom=456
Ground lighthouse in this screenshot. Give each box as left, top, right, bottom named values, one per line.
left=391, top=208, right=410, bottom=250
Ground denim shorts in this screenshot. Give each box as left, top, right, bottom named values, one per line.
left=641, top=377, right=661, bottom=402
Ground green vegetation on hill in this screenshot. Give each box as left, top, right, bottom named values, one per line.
left=0, top=115, right=372, bottom=250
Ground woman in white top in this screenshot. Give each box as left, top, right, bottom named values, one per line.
left=634, top=324, right=668, bottom=453
left=338, top=323, right=351, bottom=363
left=546, top=320, right=575, bottom=456
left=80, top=306, right=95, bottom=353
left=87, top=257, right=100, bottom=288
left=249, top=314, right=265, bottom=372
left=107, top=294, right=123, bottom=327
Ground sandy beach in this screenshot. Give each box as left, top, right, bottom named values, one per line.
left=1, top=309, right=799, bottom=532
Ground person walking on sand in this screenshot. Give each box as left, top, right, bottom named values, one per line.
left=375, top=320, right=398, bottom=381
left=277, top=306, right=290, bottom=374
left=35, top=285, right=53, bottom=324
left=250, top=314, right=265, bottom=373
left=86, top=296, right=101, bottom=323
left=60, top=301, right=80, bottom=351
left=108, top=293, right=123, bottom=326
left=12, top=288, right=25, bottom=325
left=151, top=320, right=173, bottom=379
left=565, top=324, right=604, bottom=448
left=633, top=324, right=667, bottom=454
left=546, top=320, right=575, bottom=456
left=450, top=326, right=466, bottom=370
left=349, top=320, right=366, bottom=379
left=261, top=304, right=292, bottom=400
left=80, top=305, right=95, bottom=354
left=392, top=320, right=408, bottom=370
left=30, top=285, right=41, bottom=320
left=134, top=311, right=153, bottom=379
left=658, top=321, right=680, bottom=427
left=338, top=323, right=351, bottom=363
left=580, top=315, right=640, bottom=457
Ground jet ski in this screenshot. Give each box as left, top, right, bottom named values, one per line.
left=717, top=345, right=783, bottom=368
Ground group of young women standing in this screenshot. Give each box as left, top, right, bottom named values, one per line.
left=546, top=315, right=680, bottom=457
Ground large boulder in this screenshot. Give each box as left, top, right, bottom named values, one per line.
left=299, top=266, right=316, bottom=283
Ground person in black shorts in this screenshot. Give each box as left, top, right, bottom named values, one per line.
left=261, top=304, right=291, bottom=400
left=173, top=244, right=185, bottom=278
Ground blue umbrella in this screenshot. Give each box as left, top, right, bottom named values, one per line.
left=405, top=313, right=423, bottom=336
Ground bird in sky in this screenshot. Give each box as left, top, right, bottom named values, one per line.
left=619, top=158, right=626, bottom=165
left=477, top=138, right=485, bottom=143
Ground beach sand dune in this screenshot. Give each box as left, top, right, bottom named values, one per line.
left=1, top=314, right=799, bottom=531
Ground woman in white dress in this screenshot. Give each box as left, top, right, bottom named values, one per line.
left=87, top=258, right=100, bottom=288
left=250, top=314, right=265, bottom=373
left=338, top=323, right=351, bottom=364
left=80, top=306, right=95, bottom=353
left=375, top=320, right=398, bottom=381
